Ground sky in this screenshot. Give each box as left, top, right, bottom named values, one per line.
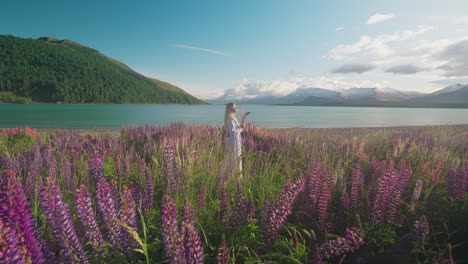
left=2, top=0, right=468, bottom=100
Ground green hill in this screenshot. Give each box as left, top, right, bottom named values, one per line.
left=0, top=35, right=206, bottom=104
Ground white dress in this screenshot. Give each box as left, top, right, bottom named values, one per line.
left=226, top=117, right=243, bottom=177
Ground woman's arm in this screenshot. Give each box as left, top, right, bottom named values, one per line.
left=240, top=112, right=251, bottom=128
left=228, top=118, right=243, bottom=134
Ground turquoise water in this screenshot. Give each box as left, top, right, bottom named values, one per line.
left=1, top=104, right=468, bottom=129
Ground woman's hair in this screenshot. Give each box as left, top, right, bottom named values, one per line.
left=224, top=102, right=236, bottom=134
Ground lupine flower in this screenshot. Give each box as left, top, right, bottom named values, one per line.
left=40, top=177, right=88, bottom=264
left=393, top=216, right=429, bottom=254
left=0, top=170, right=45, bottom=264
left=319, top=227, right=365, bottom=260
left=161, top=195, right=183, bottom=263
left=371, top=169, right=398, bottom=226
left=231, top=182, right=247, bottom=229
left=262, top=178, right=305, bottom=249
left=316, top=178, right=333, bottom=231
left=119, top=185, right=138, bottom=250
left=0, top=208, right=27, bottom=264
left=95, top=176, right=122, bottom=250
left=216, top=234, right=230, bottom=264
left=386, top=168, right=412, bottom=222
left=246, top=199, right=257, bottom=225
left=350, top=162, right=362, bottom=209
left=142, top=168, right=154, bottom=213
left=75, top=184, right=106, bottom=255
left=163, top=145, right=177, bottom=194
left=181, top=199, right=204, bottom=264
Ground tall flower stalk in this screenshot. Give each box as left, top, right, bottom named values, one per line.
left=40, top=177, right=88, bottom=264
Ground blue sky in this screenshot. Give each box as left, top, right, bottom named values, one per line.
left=2, top=0, right=468, bottom=99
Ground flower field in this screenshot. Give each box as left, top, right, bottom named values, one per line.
left=0, top=123, right=467, bottom=263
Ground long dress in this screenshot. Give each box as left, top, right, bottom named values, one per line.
left=226, top=117, right=243, bottom=178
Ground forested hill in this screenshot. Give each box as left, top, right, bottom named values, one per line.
left=0, top=35, right=206, bottom=104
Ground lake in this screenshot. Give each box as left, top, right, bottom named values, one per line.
left=1, top=104, right=468, bottom=129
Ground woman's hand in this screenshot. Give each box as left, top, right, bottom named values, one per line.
left=241, top=112, right=251, bottom=128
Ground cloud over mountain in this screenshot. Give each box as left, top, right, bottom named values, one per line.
left=332, top=63, right=376, bottom=74
left=385, top=64, right=427, bottom=74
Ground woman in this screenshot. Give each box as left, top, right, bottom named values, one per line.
left=224, top=102, right=250, bottom=178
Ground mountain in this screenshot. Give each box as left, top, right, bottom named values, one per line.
left=209, top=85, right=468, bottom=108
left=0, top=35, right=206, bottom=104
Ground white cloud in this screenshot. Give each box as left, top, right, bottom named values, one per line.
left=366, top=13, right=396, bottom=24
left=218, top=77, right=386, bottom=100
left=174, top=44, right=230, bottom=56
left=335, top=27, right=344, bottom=31
left=326, top=26, right=432, bottom=60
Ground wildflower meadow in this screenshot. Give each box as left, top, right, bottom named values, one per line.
left=0, top=123, right=467, bottom=263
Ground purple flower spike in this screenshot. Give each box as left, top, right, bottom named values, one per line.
left=161, top=195, right=183, bottom=263
left=75, top=184, right=107, bottom=255
left=318, top=227, right=365, bottom=260
left=262, top=178, right=305, bottom=249
left=119, top=185, right=138, bottom=251
left=0, top=218, right=27, bottom=264
left=182, top=199, right=204, bottom=264
left=0, top=169, right=45, bottom=264
left=40, top=177, right=88, bottom=264
left=95, top=176, right=122, bottom=250
left=231, top=182, right=247, bottom=229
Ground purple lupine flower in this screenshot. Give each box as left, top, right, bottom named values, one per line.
left=216, top=234, right=230, bottom=264
left=130, top=183, right=142, bottom=209
left=90, top=154, right=105, bottom=183
left=61, top=157, right=72, bottom=190
left=386, top=168, right=412, bottom=222
left=95, top=176, right=122, bottom=250
left=393, top=216, right=429, bottom=254
left=119, top=185, right=138, bottom=251
left=246, top=199, right=257, bottom=225
left=142, top=168, right=154, bottom=213
left=0, top=215, right=27, bottom=264
left=371, top=169, right=398, bottom=226
left=163, top=145, right=177, bottom=194
left=318, top=227, right=365, bottom=260
left=350, top=162, right=362, bottom=209
left=40, top=177, right=88, bottom=264
left=197, top=183, right=206, bottom=212
left=75, top=184, right=107, bottom=255
left=161, top=195, right=183, bottom=263
left=262, top=178, right=305, bottom=249
left=181, top=199, right=204, bottom=264
left=316, top=178, right=333, bottom=231
left=216, top=188, right=230, bottom=223
left=0, top=170, right=45, bottom=264
left=231, top=182, right=247, bottom=229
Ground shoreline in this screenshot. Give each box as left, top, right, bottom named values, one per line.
left=1, top=123, right=466, bottom=135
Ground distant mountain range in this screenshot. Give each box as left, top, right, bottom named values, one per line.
left=0, top=35, right=205, bottom=104
left=208, top=84, right=468, bottom=108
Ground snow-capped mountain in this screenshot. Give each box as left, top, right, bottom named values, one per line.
left=432, top=84, right=468, bottom=95
left=207, top=84, right=468, bottom=108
